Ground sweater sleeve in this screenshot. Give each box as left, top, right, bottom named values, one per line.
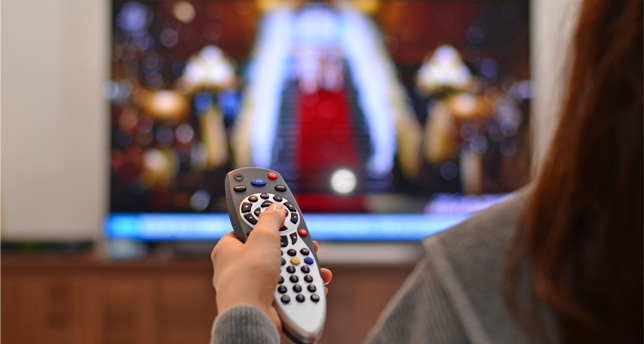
left=210, top=305, right=280, bottom=344
left=364, top=256, right=469, bottom=343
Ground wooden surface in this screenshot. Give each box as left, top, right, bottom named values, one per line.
left=1, top=253, right=415, bottom=344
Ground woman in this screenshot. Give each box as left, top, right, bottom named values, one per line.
left=209, top=0, right=642, bottom=342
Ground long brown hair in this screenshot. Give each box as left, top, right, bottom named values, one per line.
left=504, top=0, right=643, bottom=343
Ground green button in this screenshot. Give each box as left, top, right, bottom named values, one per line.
left=281, top=258, right=286, bottom=266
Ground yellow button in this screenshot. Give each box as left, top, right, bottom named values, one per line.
left=290, top=257, right=301, bottom=265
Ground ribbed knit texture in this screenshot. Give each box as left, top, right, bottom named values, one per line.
left=365, top=188, right=531, bottom=343
left=211, top=305, right=279, bottom=344
left=212, top=187, right=541, bottom=344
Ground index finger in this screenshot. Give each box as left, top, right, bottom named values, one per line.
left=246, top=203, right=287, bottom=250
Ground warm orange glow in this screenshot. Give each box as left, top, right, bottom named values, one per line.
left=139, top=90, right=190, bottom=122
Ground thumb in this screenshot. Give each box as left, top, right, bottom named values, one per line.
left=247, top=203, right=287, bottom=249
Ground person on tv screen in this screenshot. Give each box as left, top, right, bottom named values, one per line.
left=208, top=0, right=643, bottom=343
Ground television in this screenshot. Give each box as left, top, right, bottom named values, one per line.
left=106, top=0, right=531, bottom=241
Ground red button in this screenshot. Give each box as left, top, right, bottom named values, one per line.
left=267, top=172, right=278, bottom=180
left=298, top=229, right=308, bottom=237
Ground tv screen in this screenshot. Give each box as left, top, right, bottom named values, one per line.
left=106, top=0, right=530, bottom=241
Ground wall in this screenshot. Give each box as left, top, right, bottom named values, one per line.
left=1, top=0, right=108, bottom=240
left=531, top=0, right=582, bottom=172
left=1, top=0, right=580, bottom=241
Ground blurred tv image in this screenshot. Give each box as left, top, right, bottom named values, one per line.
left=109, top=0, right=530, bottom=216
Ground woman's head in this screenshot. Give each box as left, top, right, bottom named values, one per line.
left=505, top=0, right=642, bottom=342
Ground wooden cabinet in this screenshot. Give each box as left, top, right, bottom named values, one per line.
left=1, top=254, right=414, bottom=344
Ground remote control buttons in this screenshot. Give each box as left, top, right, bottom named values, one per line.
left=243, top=213, right=257, bottom=225
left=290, top=233, right=298, bottom=245
left=230, top=182, right=323, bottom=318
left=268, top=172, right=278, bottom=180
left=233, top=173, right=244, bottom=181
left=284, top=202, right=296, bottom=212
left=251, top=179, right=267, bottom=186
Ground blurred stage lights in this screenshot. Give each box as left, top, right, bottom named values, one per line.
left=330, top=169, right=357, bottom=194
left=173, top=2, right=196, bottom=23
left=190, top=190, right=211, bottom=212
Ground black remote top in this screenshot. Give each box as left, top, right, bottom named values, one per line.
left=224, top=167, right=326, bottom=344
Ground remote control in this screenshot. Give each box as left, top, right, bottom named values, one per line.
left=224, top=167, right=326, bottom=344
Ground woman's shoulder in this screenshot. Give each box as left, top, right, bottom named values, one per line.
left=418, top=185, right=533, bottom=343
left=422, top=185, right=531, bottom=270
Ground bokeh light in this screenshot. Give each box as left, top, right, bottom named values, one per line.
left=190, top=190, right=211, bottom=211
left=173, top=2, right=196, bottom=23
left=330, top=169, right=357, bottom=194
left=117, top=2, right=150, bottom=34
left=440, top=161, right=458, bottom=180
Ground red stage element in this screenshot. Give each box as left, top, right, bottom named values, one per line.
left=295, top=88, right=365, bottom=212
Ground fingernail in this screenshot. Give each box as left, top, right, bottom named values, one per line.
left=271, top=203, right=284, bottom=211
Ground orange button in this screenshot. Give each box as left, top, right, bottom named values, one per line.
left=290, top=257, right=301, bottom=265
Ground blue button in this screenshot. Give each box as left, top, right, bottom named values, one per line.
left=304, top=257, right=314, bottom=265
left=251, top=179, right=267, bottom=186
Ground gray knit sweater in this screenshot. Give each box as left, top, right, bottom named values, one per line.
left=211, top=190, right=532, bottom=344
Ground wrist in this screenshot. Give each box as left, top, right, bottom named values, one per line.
left=217, top=284, right=263, bottom=310
left=215, top=274, right=264, bottom=313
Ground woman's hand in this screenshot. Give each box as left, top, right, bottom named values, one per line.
left=211, top=203, right=332, bottom=332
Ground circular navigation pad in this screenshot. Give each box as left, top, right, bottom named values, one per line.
left=239, top=193, right=300, bottom=230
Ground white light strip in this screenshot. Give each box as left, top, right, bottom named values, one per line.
left=339, top=9, right=396, bottom=175
left=247, top=9, right=294, bottom=167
